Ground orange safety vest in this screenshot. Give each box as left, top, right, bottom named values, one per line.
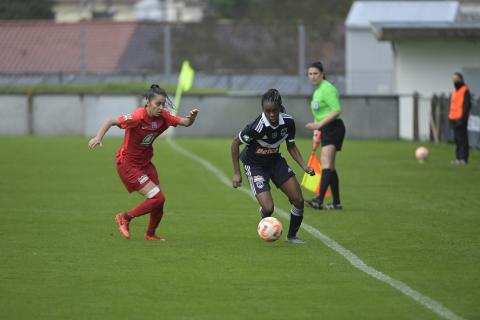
left=449, top=85, right=469, bottom=120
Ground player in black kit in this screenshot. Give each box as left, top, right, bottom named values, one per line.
left=231, top=89, right=315, bottom=244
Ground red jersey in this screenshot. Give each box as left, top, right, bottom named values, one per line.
left=115, top=107, right=181, bottom=166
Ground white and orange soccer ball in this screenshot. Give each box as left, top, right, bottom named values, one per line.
left=257, top=217, right=283, bottom=241
left=415, top=146, right=429, bottom=162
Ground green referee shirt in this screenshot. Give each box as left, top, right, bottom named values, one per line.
left=311, top=80, right=341, bottom=122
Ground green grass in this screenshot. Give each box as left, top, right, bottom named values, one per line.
left=0, top=82, right=227, bottom=95
left=0, top=137, right=479, bottom=320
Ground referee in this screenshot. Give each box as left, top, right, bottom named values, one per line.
left=304, top=62, right=345, bottom=210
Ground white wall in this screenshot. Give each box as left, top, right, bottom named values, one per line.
left=84, top=95, right=140, bottom=137
left=0, top=94, right=400, bottom=139
left=33, top=95, right=84, bottom=135
left=0, top=95, right=28, bottom=135
left=346, top=29, right=395, bottom=94
left=54, top=4, right=136, bottom=23
left=395, top=40, right=480, bottom=96
left=394, top=39, right=480, bottom=139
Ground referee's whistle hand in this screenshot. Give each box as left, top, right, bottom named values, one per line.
left=305, top=166, right=315, bottom=176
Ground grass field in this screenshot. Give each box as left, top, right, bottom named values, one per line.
left=0, top=137, right=479, bottom=320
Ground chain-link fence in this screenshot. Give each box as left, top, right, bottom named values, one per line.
left=0, top=20, right=345, bottom=94
left=421, top=93, right=480, bottom=148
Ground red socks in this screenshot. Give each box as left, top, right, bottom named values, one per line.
left=124, top=192, right=165, bottom=220
left=146, top=207, right=164, bottom=236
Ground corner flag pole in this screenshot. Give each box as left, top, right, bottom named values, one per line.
left=173, top=60, right=195, bottom=115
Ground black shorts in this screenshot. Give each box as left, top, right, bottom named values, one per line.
left=243, top=156, right=295, bottom=195
left=321, top=119, right=346, bottom=151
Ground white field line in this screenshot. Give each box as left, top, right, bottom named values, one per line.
left=166, top=138, right=466, bottom=320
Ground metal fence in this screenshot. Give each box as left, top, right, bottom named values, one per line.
left=415, top=93, right=480, bottom=148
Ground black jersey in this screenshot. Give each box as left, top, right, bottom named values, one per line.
left=238, top=112, right=296, bottom=165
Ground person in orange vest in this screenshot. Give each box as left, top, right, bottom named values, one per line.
left=449, top=72, right=472, bottom=165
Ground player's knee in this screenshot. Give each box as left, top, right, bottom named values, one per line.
left=290, top=197, right=304, bottom=209
left=320, top=157, right=332, bottom=169
left=321, top=162, right=332, bottom=170
left=146, top=187, right=165, bottom=205
left=290, top=196, right=304, bottom=209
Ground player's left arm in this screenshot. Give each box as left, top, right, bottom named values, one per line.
left=286, top=141, right=315, bottom=176
left=285, top=120, right=314, bottom=175
left=177, top=109, right=199, bottom=127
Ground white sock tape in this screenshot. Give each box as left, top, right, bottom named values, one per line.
left=291, top=206, right=304, bottom=216
left=146, top=186, right=161, bottom=199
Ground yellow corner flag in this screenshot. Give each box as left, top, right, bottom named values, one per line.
left=174, top=60, right=195, bottom=111
left=301, top=153, right=331, bottom=198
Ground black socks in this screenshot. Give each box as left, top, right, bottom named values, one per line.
left=316, top=169, right=332, bottom=204
left=330, top=170, right=340, bottom=205
left=288, top=206, right=304, bottom=238
left=316, top=169, right=341, bottom=205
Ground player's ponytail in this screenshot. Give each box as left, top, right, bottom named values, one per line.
left=144, top=84, right=177, bottom=111
left=262, top=88, right=285, bottom=113
left=145, top=84, right=167, bottom=101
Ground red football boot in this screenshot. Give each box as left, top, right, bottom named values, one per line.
left=115, top=214, right=130, bottom=240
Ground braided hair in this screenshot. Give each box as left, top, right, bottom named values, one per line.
left=261, top=88, right=285, bottom=113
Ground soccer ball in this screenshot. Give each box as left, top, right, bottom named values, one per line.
left=415, top=146, right=429, bottom=162
left=257, top=217, right=282, bottom=241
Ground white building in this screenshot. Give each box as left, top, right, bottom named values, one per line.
left=53, top=0, right=205, bottom=23
left=345, top=1, right=459, bottom=95
left=346, top=1, right=480, bottom=139
left=53, top=0, right=138, bottom=22
left=134, top=0, right=205, bottom=22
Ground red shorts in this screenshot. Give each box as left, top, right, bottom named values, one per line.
left=116, top=161, right=160, bottom=193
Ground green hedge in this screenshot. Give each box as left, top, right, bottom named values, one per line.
left=0, top=82, right=227, bottom=95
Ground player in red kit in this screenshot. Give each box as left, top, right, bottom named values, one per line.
left=88, top=84, right=199, bottom=241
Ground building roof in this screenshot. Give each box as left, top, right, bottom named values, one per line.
left=0, top=21, right=136, bottom=73
left=372, top=21, right=480, bottom=40
left=346, top=1, right=459, bottom=29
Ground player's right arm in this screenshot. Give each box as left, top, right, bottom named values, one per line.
left=231, top=136, right=242, bottom=188
left=88, top=118, right=120, bottom=149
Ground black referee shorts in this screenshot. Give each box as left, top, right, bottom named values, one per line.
left=243, top=157, right=295, bottom=196
left=321, top=119, right=346, bottom=151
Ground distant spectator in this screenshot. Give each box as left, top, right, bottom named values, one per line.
left=449, top=72, right=471, bottom=165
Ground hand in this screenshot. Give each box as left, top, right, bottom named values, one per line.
left=305, top=122, right=319, bottom=130
left=232, top=173, right=242, bottom=188
left=188, top=109, right=199, bottom=119
left=304, top=166, right=315, bottom=176
left=88, top=137, right=102, bottom=149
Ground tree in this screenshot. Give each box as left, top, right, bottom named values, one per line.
left=0, top=0, right=54, bottom=20
left=206, top=0, right=354, bottom=23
